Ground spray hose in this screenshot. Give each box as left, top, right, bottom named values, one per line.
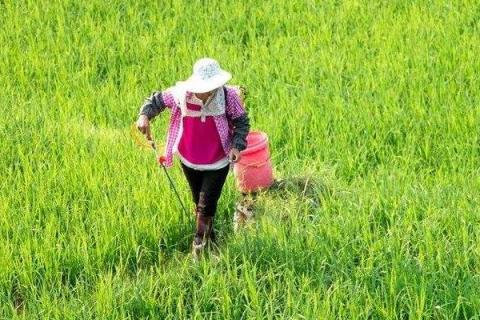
left=131, top=124, right=189, bottom=216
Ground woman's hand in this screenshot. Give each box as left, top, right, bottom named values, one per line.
left=137, top=115, right=152, bottom=140
left=228, top=148, right=241, bottom=163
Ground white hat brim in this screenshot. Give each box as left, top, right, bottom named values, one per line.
left=183, top=70, right=232, bottom=93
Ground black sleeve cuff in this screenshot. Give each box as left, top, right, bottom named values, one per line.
left=139, top=91, right=166, bottom=120
left=232, top=114, right=250, bottom=151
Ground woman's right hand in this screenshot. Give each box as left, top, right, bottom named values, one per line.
left=137, top=115, right=152, bottom=140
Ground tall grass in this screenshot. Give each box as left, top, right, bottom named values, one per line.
left=1, top=0, right=479, bottom=318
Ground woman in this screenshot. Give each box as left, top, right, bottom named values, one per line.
left=136, top=58, right=250, bottom=256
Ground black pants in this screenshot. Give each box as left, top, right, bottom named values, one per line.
left=181, top=163, right=230, bottom=217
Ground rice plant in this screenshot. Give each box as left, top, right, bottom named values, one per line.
left=1, top=0, right=479, bottom=318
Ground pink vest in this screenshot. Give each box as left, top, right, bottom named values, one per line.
left=160, top=86, right=247, bottom=168
left=177, top=102, right=226, bottom=165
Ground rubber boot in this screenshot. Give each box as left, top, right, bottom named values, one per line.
left=192, top=193, right=215, bottom=259
left=192, top=213, right=214, bottom=259
left=192, top=203, right=215, bottom=238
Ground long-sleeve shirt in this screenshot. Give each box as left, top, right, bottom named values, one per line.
left=139, top=84, right=250, bottom=168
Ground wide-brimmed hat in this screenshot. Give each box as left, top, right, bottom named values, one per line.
left=183, top=58, right=232, bottom=93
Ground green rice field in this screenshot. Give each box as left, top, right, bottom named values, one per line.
left=1, top=0, right=480, bottom=318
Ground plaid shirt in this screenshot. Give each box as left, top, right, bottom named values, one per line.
left=139, top=85, right=249, bottom=168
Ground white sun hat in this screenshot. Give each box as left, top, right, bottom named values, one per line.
left=182, top=58, right=232, bottom=93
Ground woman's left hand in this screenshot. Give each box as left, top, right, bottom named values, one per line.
left=228, top=148, right=241, bottom=163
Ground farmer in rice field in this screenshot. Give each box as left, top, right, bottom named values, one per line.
left=136, top=58, right=250, bottom=256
